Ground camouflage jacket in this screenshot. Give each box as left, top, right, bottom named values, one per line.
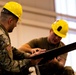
left=0, top=25, right=31, bottom=73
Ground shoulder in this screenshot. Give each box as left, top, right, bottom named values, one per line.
left=38, top=37, right=47, bottom=41
left=28, top=37, right=48, bottom=44
left=31, top=37, right=47, bottom=41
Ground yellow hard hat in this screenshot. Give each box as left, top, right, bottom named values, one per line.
left=51, top=19, right=69, bottom=38
left=3, top=1, right=22, bottom=19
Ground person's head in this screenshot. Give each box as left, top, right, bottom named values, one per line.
left=48, top=19, right=69, bottom=44
left=0, top=1, right=22, bottom=32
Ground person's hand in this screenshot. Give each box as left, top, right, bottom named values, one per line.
left=48, top=57, right=64, bottom=67
left=31, top=48, right=46, bottom=54
left=29, top=48, right=46, bottom=65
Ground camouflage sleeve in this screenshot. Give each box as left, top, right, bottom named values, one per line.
left=0, top=34, right=31, bottom=72
left=12, top=47, right=30, bottom=60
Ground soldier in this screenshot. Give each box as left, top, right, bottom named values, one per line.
left=19, top=19, right=75, bottom=75
left=0, top=1, right=45, bottom=75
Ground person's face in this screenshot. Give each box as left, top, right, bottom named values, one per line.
left=48, top=29, right=62, bottom=44
left=8, top=17, right=18, bottom=32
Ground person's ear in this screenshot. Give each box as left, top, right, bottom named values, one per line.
left=8, top=17, right=13, bottom=24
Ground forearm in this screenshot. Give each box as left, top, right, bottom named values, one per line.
left=19, top=44, right=32, bottom=53
left=12, top=47, right=31, bottom=60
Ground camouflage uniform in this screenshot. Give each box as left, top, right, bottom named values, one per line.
left=0, top=25, right=31, bottom=75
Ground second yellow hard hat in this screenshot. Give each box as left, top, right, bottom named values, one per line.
left=51, top=19, right=69, bottom=38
